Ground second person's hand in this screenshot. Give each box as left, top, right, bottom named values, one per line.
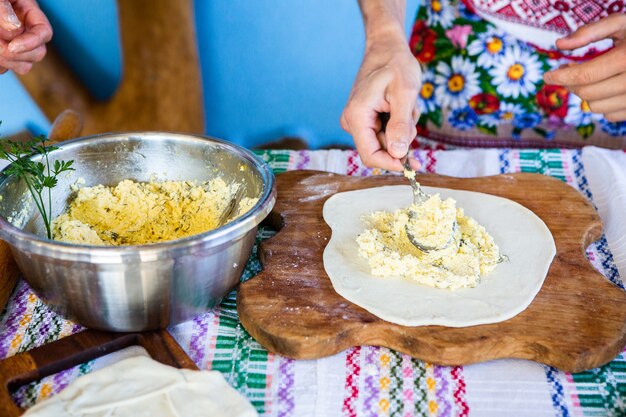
left=341, top=23, right=422, bottom=172
left=544, top=14, right=626, bottom=122
left=0, top=0, right=52, bottom=74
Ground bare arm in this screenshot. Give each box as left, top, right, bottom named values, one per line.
left=341, top=0, right=421, bottom=171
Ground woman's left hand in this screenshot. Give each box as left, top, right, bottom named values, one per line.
left=544, top=13, right=626, bottom=122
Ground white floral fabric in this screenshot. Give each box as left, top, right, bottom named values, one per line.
left=409, top=0, right=626, bottom=149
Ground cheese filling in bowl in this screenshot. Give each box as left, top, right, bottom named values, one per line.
left=0, top=132, right=276, bottom=332
left=51, top=179, right=258, bottom=246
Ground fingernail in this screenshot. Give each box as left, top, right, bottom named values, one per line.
left=5, top=15, right=20, bottom=29
left=8, top=41, right=22, bottom=53
left=391, top=141, right=408, bottom=154
left=1, top=3, right=21, bottom=29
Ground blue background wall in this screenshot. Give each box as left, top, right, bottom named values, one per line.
left=1, top=0, right=419, bottom=149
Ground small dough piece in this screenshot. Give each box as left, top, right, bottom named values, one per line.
left=323, top=185, right=556, bottom=327
left=23, top=356, right=258, bottom=417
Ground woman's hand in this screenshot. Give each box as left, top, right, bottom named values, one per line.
left=544, top=13, right=626, bottom=122
left=0, top=0, right=52, bottom=74
left=341, top=3, right=422, bottom=172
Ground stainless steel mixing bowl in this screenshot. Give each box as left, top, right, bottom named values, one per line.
left=0, top=132, right=276, bottom=331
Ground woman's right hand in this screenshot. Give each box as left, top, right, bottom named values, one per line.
left=341, top=25, right=422, bottom=171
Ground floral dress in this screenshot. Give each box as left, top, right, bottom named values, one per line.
left=410, top=0, right=626, bottom=148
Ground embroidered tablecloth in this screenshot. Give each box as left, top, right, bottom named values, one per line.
left=1, top=147, right=625, bottom=417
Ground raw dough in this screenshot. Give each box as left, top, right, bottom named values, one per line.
left=323, top=185, right=556, bottom=327
left=23, top=356, right=258, bottom=417
left=51, top=179, right=257, bottom=246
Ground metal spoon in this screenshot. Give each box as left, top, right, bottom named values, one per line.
left=218, top=185, right=244, bottom=227
left=401, top=154, right=457, bottom=252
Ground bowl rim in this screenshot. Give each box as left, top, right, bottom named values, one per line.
left=0, top=131, right=276, bottom=260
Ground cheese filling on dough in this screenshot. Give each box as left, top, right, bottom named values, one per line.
left=51, top=179, right=257, bottom=246
left=405, top=194, right=457, bottom=249
left=356, top=194, right=500, bottom=289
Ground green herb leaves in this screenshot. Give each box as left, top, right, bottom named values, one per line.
left=0, top=135, right=74, bottom=239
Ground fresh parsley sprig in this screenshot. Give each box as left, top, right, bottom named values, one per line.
left=0, top=135, right=74, bottom=239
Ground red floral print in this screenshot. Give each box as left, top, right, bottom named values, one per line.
left=469, top=93, right=500, bottom=115
left=536, top=85, right=570, bottom=118
left=409, top=20, right=437, bottom=64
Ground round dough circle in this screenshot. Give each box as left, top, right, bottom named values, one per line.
left=323, top=185, right=556, bottom=327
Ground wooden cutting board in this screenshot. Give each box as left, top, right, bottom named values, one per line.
left=0, top=330, right=197, bottom=417
left=237, top=170, right=626, bottom=372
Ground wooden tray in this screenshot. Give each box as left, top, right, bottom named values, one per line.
left=238, top=170, right=626, bottom=372
left=0, top=330, right=197, bottom=416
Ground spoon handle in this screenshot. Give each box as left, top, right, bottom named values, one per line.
left=401, top=154, right=427, bottom=205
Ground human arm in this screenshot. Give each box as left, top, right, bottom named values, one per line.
left=0, top=0, right=52, bottom=74
left=543, top=13, right=626, bottom=122
left=340, top=0, right=421, bottom=171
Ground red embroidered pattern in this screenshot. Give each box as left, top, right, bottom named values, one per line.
left=342, top=346, right=361, bottom=417
left=451, top=366, right=469, bottom=417
left=465, top=0, right=622, bottom=33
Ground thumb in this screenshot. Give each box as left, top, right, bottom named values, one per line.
left=0, top=0, right=21, bottom=31
left=385, top=93, right=417, bottom=159
left=385, top=119, right=414, bottom=158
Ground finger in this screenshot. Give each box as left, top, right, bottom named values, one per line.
left=386, top=89, right=419, bottom=158
left=355, top=126, right=403, bottom=171
left=544, top=47, right=626, bottom=86
left=586, top=93, right=626, bottom=115
left=342, top=100, right=389, bottom=136
left=341, top=71, right=393, bottom=136
left=0, top=25, right=23, bottom=41
left=569, top=71, right=626, bottom=102
left=0, top=56, right=32, bottom=73
left=0, top=0, right=21, bottom=31
left=15, top=45, right=46, bottom=62
left=376, top=129, right=386, bottom=150
left=411, top=108, right=420, bottom=125
left=340, top=112, right=349, bottom=133
left=4, top=43, right=45, bottom=62
left=9, top=23, right=52, bottom=54
left=342, top=102, right=395, bottom=170
left=556, top=14, right=626, bottom=51
left=12, top=60, right=31, bottom=74
left=604, top=109, right=626, bottom=123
